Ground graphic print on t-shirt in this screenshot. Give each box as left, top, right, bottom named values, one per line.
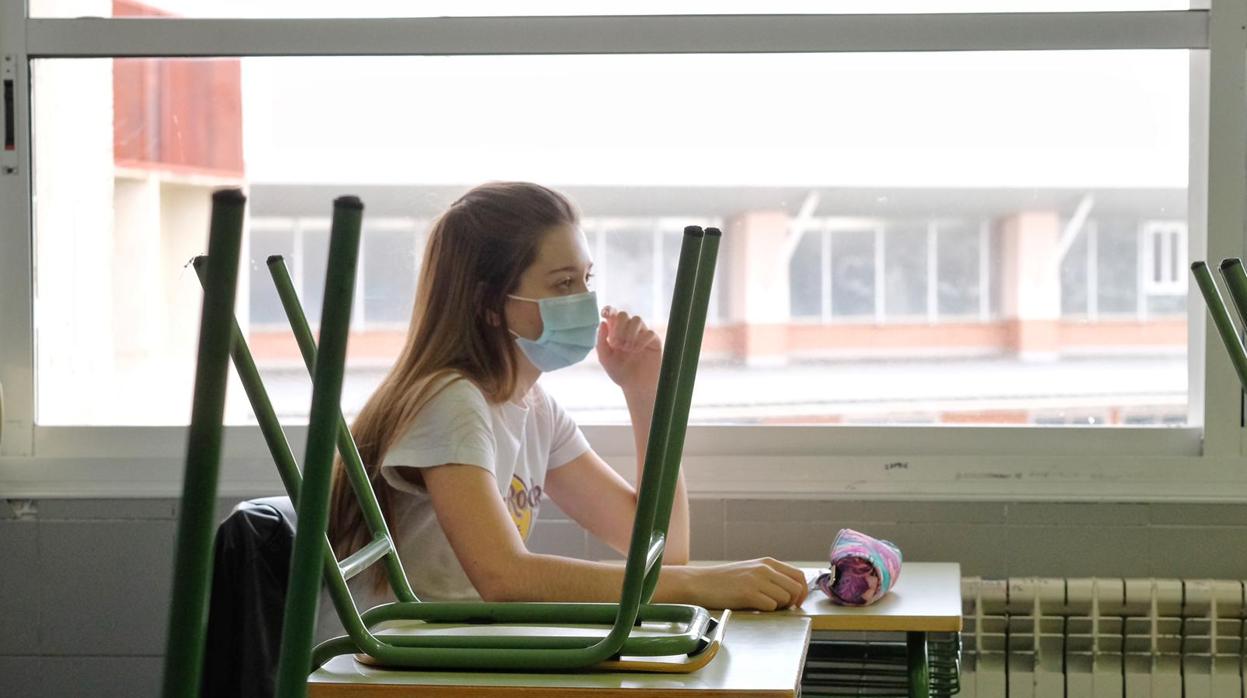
left=506, top=474, right=543, bottom=540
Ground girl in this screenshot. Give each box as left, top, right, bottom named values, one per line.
left=319, top=182, right=807, bottom=637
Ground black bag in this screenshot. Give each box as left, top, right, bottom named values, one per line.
left=201, top=496, right=297, bottom=698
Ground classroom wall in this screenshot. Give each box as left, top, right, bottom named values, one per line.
left=1, top=496, right=1245, bottom=697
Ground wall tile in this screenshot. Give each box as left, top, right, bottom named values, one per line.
left=587, top=535, right=624, bottom=562
left=1150, top=527, right=1247, bottom=580
left=0, top=656, right=42, bottom=696
left=858, top=523, right=1009, bottom=578
left=1150, top=503, right=1247, bottom=527
left=0, top=522, right=39, bottom=655
left=724, top=521, right=840, bottom=561
left=38, top=520, right=176, bottom=655
left=540, top=499, right=571, bottom=521
left=726, top=499, right=1007, bottom=525
left=525, top=520, right=586, bottom=559
left=1008, top=525, right=1152, bottom=578
left=40, top=655, right=163, bottom=698
left=874, top=501, right=1007, bottom=524
left=726, top=499, right=837, bottom=523
left=690, top=498, right=725, bottom=561
left=1007, top=502, right=1149, bottom=526
left=39, top=499, right=177, bottom=520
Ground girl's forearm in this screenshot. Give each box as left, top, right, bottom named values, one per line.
left=623, top=386, right=690, bottom=564
left=481, top=552, right=693, bottom=603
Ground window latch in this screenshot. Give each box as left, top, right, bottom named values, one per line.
left=2, top=54, right=16, bottom=175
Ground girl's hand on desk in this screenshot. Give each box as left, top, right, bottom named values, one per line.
left=680, top=558, right=809, bottom=611
left=597, top=306, right=661, bottom=393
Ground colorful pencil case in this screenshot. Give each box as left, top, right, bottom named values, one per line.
left=813, top=528, right=902, bottom=606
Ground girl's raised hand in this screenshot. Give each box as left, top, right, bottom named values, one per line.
left=596, top=306, right=662, bottom=393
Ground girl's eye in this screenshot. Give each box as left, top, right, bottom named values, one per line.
left=556, top=272, right=593, bottom=290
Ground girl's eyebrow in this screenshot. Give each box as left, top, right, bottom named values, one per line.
left=545, top=262, right=594, bottom=276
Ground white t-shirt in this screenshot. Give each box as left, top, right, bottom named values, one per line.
left=315, top=374, right=591, bottom=643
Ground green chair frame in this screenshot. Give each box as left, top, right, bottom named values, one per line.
left=1192, top=258, right=1247, bottom=389
left=162, top=189, right=725, bottom=698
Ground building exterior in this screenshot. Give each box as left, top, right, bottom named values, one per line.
left=29, top=0, right=1191, bottom=426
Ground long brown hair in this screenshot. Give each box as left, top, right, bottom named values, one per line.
left=327, top=182, right=579, bottom=584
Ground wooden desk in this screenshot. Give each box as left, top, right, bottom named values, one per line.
left=307, top=614, right=812, bottom=697
left=788, top=561, right=963, bottom=698
left=786, top=561, right=963, bottom=633
left=307, top=562, right=962, bottom=698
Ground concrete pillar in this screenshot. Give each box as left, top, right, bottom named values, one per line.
left=723, top=210, right=791, bottom=367
left=999, top=211, right=1062, bottom=360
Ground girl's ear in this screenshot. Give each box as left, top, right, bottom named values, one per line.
left=475, top=281, right=501, bottom=326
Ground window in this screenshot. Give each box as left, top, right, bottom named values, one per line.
left=935, top=221, right=982, bottom=317
left=1145, top=223, right=1188, bottom=317
left=830, top=228, right=878, bottom=320
left=361, top=224, right=421, bottom=326
left=4, top=3, right=1237, bottom=500
left=1059, top=218, right=1188, bottom=319
left=789, top=229, right=824, bottom=320
left=883, top=224, right=929, bottom=319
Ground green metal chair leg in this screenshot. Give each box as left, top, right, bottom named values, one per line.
left=1192, top=261, right=1247, bottom=387
left=266, top=255, right=418, bottom=604
left=1217, top=258, right=1247, bottom=336
left=644, top=227, right=720, bottom=602
left=161, top=189, right=246, bottom=698
left=907, top=631, right=931, bottom=698
left=275, top=196, right=365, bottom=698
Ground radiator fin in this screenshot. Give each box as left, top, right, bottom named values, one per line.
left=962, top=577, right=1246, bottom=698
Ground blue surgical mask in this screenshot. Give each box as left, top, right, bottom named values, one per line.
left=507, top=291, right=600, bottom=372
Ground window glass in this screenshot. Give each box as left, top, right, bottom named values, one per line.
left=1060, top=227, right=1090, bottom=316
left=249, top=226, right=295, bottom=325
left=362, top=225, right=419, bottom=325
left=30, top=51, right=1190, bottom=426
left=602, top=227, right=655, bottom=319
left=936, top=221, right=980, bottom=316
left=830, top=230, right=876, bottom=318
left=789, top=230, right=824, bottom=319
left=883, top=223, right=928, bottom=318
left=1096, top=218, right=1140, bottom=315
left=300, top=226, right=331, bottom=326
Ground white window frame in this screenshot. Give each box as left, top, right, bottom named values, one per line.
left=2, top=6, right=1246, bottom=502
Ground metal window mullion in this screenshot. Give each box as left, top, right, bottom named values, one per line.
left=822, top=229, right=832, bottom=322
left=655, top=225, right=666, bottom=320
left=979, top=219, right=990, bottom=322
left=0, top=3, right=34, bottom=455
left=24, top=12, right=1209, bottom=58
left=1137, top=222, right=1149, bottom=323
left=1198, top=0, right=1243, bottom=458
left=929, top=222, right=939, bottom=324
left=875, top=225, right=885, bottom=324
left=292, top=219, right=305, bottom=304
left=1088, top=222, right=1099, bottom=320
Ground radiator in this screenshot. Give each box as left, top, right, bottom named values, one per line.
left=959, top=577, right=1247, bottom=698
